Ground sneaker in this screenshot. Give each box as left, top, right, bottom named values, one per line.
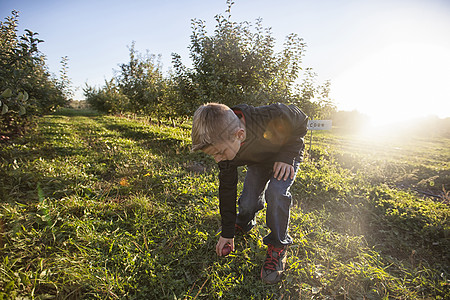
left=260, top=244, right=287, bottom=284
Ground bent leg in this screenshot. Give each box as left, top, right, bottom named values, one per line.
left=236, top=164, right=272, bottom=232
left=263, top=161, right=300, bottom=247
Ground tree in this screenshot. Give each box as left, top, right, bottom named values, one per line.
left=115, top=42, right=167, bottom=118
left=290, top=68, right=336, bottom=119
left=85, top=42, right=176, bottom=122
left=84, top=1, right=336, bottom=121
left=84, top=79, right=129, bottom=114
left=57, top=56, right=74, bottom=101
left=1, top=11, right=69, bottom=139
left=172, top=0, right=307, bottom=112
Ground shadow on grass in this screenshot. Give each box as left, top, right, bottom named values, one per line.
left=52, top=107, right=102, bottom=117
left=99, top=121, right=188, bottom=155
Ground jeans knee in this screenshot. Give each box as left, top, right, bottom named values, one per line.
left=265, top=180, right=291, bottom=200
left=239, top=197, right=264, bottom=214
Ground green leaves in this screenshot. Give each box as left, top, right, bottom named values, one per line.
left=1, top=88, right=11, bottom=114
left=17, top=91, right=29, bottom=101
left=184, top=9, right=305, bottom=107
left=86, top=3, right=334, bottom=120
left=19, top=106, right=26, bottom=116
left=1, top=103, right=8, bottom=114
left=1, top=11, right=69, bottom=137
left=0, top=88, right=28, bottom=115
left=1, top=88, right=12, bottom=98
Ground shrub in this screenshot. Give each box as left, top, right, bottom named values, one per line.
left=0, top=11, right=69, bottom=139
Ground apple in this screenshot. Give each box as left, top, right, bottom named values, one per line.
left=222, top=244, right=232, bottom=256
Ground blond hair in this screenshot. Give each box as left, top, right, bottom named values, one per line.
left=191, top=103, right=240, bottom=151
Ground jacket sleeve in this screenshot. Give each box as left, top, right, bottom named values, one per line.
left=218, top=162, right=238, bottom=238
left=274, top=104, right=309, bottom=164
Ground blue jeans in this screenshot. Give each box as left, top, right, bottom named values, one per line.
left=236, top=161, right=300, bottom=247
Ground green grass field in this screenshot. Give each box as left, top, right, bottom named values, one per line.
left=1, top=108, right=449, bottom=299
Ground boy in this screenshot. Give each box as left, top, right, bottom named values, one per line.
left=191, top=102, right=308, bottom=284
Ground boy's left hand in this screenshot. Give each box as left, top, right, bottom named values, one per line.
left=273, top=162, right=294, bottom=181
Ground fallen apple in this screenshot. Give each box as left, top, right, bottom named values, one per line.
left=222, top=244, right=232, bottom=256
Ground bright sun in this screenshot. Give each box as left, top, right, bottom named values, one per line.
left=333, top=43, right=450, bottom=126
left=331, top=42, right=450, bottom=128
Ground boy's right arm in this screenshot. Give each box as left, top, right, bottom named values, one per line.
left=218, top=162, right=238, bottom=239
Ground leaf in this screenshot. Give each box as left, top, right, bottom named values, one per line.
left=1, top=88, right=12, bottom=98
left=19, top=105, right=26, bottom=116
left=1, top=103, right=8, bottom=114
left=17, top=92, right=23, bottom=101
left=23, top=91, right=29, bottom=101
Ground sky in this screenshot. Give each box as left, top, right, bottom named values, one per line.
left=1, top=0, right=450, bottom=126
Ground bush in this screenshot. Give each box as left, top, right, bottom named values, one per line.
left=0, top=11, right=70, bottom=139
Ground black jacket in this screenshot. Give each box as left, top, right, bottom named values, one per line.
left=218, top=103, right=308, bottom=238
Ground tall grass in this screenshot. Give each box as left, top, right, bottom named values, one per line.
left=1, top=109, right=448, bottom=299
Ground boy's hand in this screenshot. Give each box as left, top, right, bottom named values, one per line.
left=273, top=162, right=295, bottom=181
left=216, top=236, right=234, bottom=256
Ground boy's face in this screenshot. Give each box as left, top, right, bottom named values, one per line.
left=203, top=135, right=242, bottom=163
left=203, top=139, right=241, bottom=162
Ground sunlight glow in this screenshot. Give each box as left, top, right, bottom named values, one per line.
left=331, top=42, right=450, bottom=128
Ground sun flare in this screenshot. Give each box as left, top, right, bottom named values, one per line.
left=331, top=42, right=450, bottom=129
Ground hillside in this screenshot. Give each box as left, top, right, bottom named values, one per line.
left=1, top=108, right=448, bottom=299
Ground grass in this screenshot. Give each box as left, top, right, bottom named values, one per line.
left=1, top=108, right=449, bottom=299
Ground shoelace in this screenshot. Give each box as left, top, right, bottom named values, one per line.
left=263, top=245, right=285, bottom=271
